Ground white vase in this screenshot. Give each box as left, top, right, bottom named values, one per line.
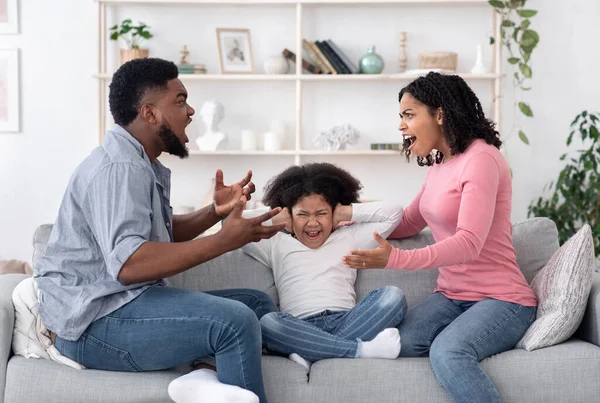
left=241, top=130, right=258, bottom=151
left=263, top=131, right=281, bottom=151
left=470, top=44, right=488, bottom=75
left=263, top=56, right=290, bottom=74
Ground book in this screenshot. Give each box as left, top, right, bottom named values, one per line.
left=319, top=40, right=352, bottom=74
left=308, top=40, right=337, bottom=75
left=326, top=39, right=359, bottom=74
left=303, top=39, right=331, bottom=74
left=370, top=143, right=402, bottom=151
left=315, top=40, right=347, bottom=74
left=281, top=49, right=321, bottom=74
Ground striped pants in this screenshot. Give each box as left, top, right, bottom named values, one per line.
left=260, top=286, right=407, bottom=362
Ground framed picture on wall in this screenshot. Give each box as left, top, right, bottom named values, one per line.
left=0, top=0, right=19, bottom=34
left=216, top=28, right=254, bottom=74
left=0, top=49, right=20, bottom=132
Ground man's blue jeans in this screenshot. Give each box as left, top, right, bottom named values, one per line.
left=398, top=292, right=537, bottom=403
left=260, top=286, right=407, bottom=361
left=54, top=285, right=277, bottom=403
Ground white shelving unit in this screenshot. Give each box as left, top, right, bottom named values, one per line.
left=94, top=0, right=502, bottom=165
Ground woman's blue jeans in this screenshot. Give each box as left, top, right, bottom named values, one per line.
left=54, top=285, right=277, bottom=403
left=398, top=292, right=536, bottom=403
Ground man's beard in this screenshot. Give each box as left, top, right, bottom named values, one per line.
left=158, top=122, right=189, bottom=158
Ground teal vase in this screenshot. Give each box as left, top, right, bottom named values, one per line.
left=359, top=45, right=384, bottom=74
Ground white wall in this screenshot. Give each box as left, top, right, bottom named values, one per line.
left=1, top=0, right=598, bottom=262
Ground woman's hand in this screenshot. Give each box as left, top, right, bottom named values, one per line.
left=342, top=231, right=393, bottom=269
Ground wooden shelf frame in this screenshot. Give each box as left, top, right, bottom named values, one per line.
left=95, top=0, right=502, bottom=165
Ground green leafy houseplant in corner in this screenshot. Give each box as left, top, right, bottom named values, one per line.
left=528, top=111, right=600, bottom=261
left=488, top=0, right=539, bottom=146
left=110, top=19, right=153, bottom=65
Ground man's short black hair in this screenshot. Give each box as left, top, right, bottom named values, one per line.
left=108, top=58, right=179, bottom=126
left=262, top=163, right=363, bottom=212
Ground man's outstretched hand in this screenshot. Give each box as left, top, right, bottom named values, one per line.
left=219, top=200, right=286, bottom=249
left=213, top=169, right=256, bottom=217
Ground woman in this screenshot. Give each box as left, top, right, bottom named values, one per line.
left=343, top=72, right=537, bottom=403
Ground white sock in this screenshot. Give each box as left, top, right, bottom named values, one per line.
left=167, top=369, right=259, bottom=403
left=358, top=328, right=401, bottom=359
left=289, top=353, right=312, bottom=372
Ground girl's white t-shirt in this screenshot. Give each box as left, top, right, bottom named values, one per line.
left=242, top=202, right=403, bottom=318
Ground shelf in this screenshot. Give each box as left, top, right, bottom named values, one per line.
left=187, top=150, right=402, bottom=156
left=94, top=73, right=501, bottom=81
left=96, top=0, right=489, bottom=6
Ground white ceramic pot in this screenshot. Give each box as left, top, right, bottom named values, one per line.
left=263, top=56, right=290, bottom=74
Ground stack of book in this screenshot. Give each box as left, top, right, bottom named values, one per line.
left=303, top=39, right=359, bottom=75
left=281, top=39, right=359, bottom=74
left=178, top=64, right=207, bottom=74
left=370, top=143, right=402, bottom=151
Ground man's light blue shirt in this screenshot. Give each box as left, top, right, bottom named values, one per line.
left=35, top=125, right=173, bottom=341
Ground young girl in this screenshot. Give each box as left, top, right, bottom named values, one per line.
left=242, top=162, right=406, bottom=370
left=343, top=72, right=537, bottom=403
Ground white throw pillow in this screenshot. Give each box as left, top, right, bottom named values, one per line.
left=517, top=224, right=594, bottom=351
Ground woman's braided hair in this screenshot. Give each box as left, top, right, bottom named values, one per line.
left=399, top=72, right=501, bottom=166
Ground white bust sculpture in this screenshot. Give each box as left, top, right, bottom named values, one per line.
left=196, top=100, right=228, bottom=151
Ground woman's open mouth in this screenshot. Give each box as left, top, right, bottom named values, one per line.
left=403, top=134, right=417, bottom=150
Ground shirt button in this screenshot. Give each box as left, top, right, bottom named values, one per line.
left=166, top=222, right=170, bottom=227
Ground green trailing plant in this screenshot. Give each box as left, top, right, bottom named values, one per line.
left=488, top=0, right=539, bottom=145
left=110, top=19, right=153, bottom=49
left=528, top=111, right=600, bottom=257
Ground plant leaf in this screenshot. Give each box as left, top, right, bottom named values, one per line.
left=518, top=130, right=530, bottom=144
left=508, top=57, right=520, bottom=64
left=519, top=102, right=534, bottom=117
left=517, top=9, right=538, bottom=18
left=520, top=19, right=531, bottom=29
left=502, top=19, right=516, bottom=27
left=488, top=0, right=505, bottom=8
left=590, top=125, right=599, bottom=140
left=519, top=63, right=532, bottom=78
left=520, top=29, right=540, bottom=48
left=490, top=36, right=495, bottom=45
left=110, top=32, right=119, bottom=41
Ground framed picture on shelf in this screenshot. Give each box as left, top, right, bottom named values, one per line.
left=0, top=48, right=20, bottom=132
left=216, top=28, right=253, bottom=74
left=0, top=0, right=19, bottom=34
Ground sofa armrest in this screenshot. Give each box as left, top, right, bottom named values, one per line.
left=577, top=271, right=600, bottom=347
left=0, top=274, right=29, bottom=403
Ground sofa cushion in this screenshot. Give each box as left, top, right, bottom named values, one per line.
left=168, top=249, right=279, bottom=307
left=511, top=217, right=560, bottom=283
left=306, top=339, right=600, bottom=403
left=4, top=355, right=309, bottom=403
left=517, top=225, right=595, bottom=351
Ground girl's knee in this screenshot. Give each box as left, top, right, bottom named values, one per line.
left=378, top=286, right=407, bottom=311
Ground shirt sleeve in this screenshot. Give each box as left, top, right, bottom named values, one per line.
left=388, top=183, right=428, bottom=239
left=347, top=202, right=404, bottom=249
left=386, top=152, right=500, bottom=270
left=83, top=163, right=155, bottom=280
left=241, top=207, right=273, bottom=267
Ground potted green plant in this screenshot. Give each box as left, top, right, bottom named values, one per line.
left=528, top=111, right=600, bottom=269
left=110, top=19, right=153, bottom=65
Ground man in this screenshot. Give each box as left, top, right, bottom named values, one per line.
left=34, top=58, right=285, bottom=403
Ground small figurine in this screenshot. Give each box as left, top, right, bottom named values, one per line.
left=179, top=45, right=190, bottom=65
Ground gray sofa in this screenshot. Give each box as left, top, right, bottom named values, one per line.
left=2, top=217, right=600, bottom=403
